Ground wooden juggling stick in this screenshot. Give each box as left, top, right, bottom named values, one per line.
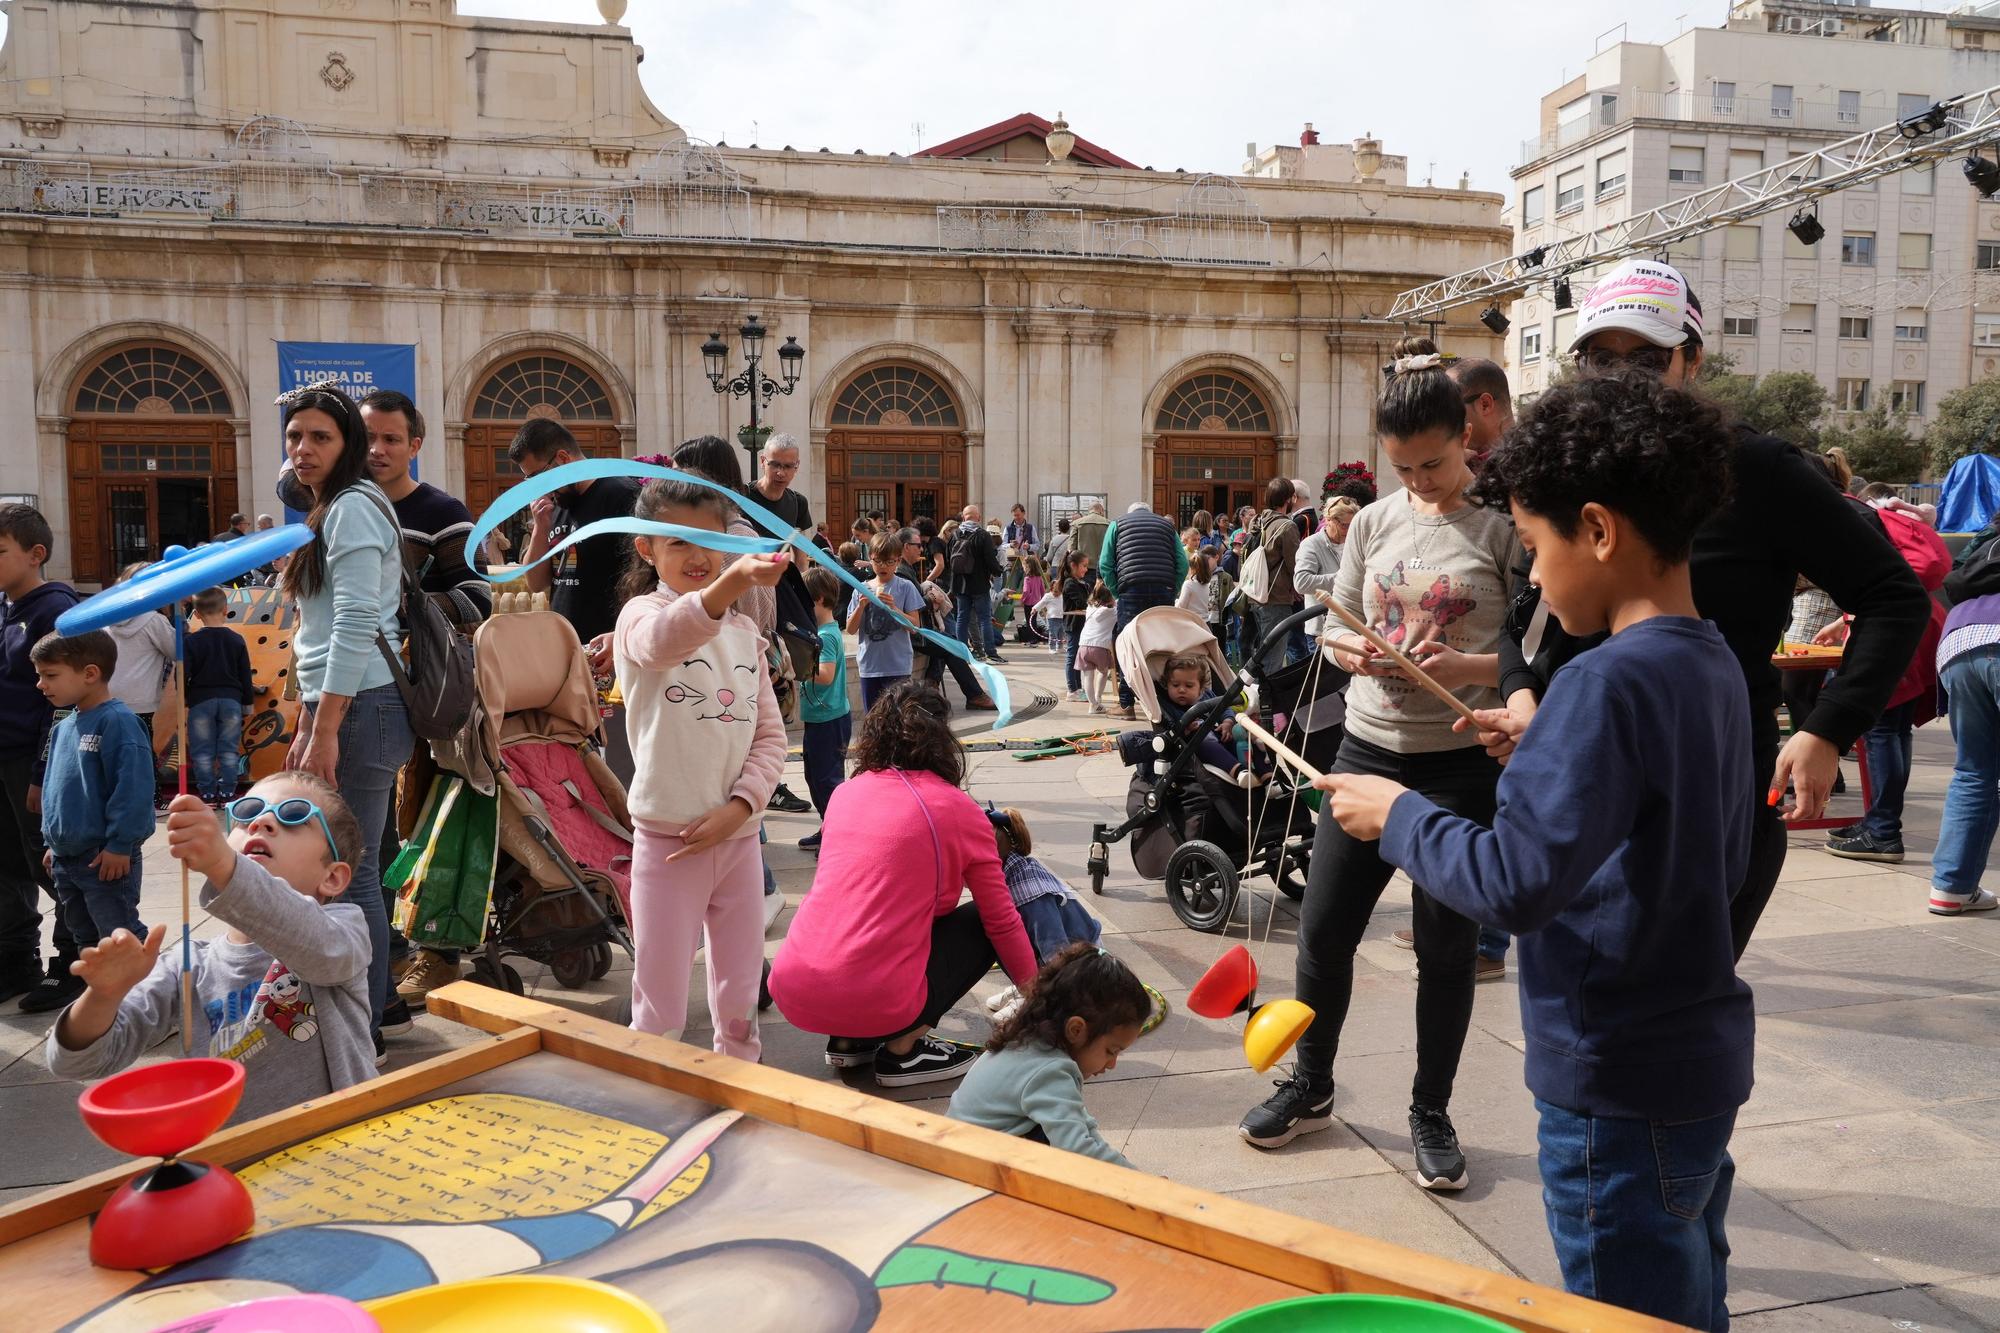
left=1309, top=591, right=1483, bottom=728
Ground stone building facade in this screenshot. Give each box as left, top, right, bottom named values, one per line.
left=0, top=0, right=1506, bottom=586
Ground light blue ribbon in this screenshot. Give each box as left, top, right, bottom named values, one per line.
left=467, top=458, right=1012, bottom=727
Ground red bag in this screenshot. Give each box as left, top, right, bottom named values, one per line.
left=1874, top=504, right=1951, bottom=592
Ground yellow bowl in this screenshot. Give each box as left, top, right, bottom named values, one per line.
left=1243, top=999, right=1314, bottom=1073
left=364, top=1276, right=665, bottom=1333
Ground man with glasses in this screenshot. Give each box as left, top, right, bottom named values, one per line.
left=749, top=434, right=813, bottom=549
left=1450, top=358, right=1514, bottom=468
left=1478, top=259, right=1927, bottom=957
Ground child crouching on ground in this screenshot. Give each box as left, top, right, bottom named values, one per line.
left=949, top=943, right=1149, bottom=1167
left=44, top=772, right=375, bottom=1122
left=981, top=806, right=1101, bottom=1022
left=1318, top=372, right=1752, bottom=1331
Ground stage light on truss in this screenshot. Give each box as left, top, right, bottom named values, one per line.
left=1553, top=277, right=1573, bottom=310
left=1786, top=206, right=1825, bottom=246
left=1898, top=102, right=1951, bottom=140
left=1523, top=245, right=1548, bottom=268
left=1479, top=304, right=1510, bottom=335
left=1966, top=153, right=2000, bottom=199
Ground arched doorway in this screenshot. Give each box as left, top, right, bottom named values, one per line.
left=1151, top=370, right=1278, bottom=529
left=462, top=353, right=621, bottom=553
left=66, top=343, right=238, bottom=586
left=825, top=364, right=966, bottom=538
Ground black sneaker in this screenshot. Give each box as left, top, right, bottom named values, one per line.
left=18, top=959, right=83, bottom=1014
left=1237, top=1072, right=1335, bottom=1149
left=985, top=651, right=1008, bottom=665
left=0, top=958, right=42, bottom=1006
left=1409, top=1105, right=1468, bottom=1191
left=1828, top=822, right=1863, bottom=841
left=798, top=830, right=822, bottom=852
left=372, top=1030, right=388, bottom=1069
left=1826, top=830, right=1905, bottom=863
left=767, top=785, right=812, bottom=814
left=379, top=998, right=416, bottom=1038
left=873, top=1035, right=979, bottom=1087
left=824, top=1036, right=881, bottom=1069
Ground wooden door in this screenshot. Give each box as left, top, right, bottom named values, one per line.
left=824, top=430, right=965, bottom=542
left=67, top=419, right=239, bottom=586
left=1151, top=435, right=1275, bottom=527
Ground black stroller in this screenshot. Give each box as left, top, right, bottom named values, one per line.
left=1084, top=604, right=1345, bottom=931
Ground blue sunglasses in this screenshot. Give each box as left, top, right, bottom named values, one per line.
left=225, top=795, right=342, bottom=864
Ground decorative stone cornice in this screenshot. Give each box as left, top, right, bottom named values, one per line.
left=19, top=116, right=62, bottom=140
left=1008, top=319, right=1115, bottom=347
left=592, top=144, right=633, bottom=169
left=399, top=133, right=448, bottom=161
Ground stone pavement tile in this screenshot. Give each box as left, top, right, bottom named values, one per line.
left=1419, top=1151, right=1562, bottom=1290
left=1932, top=914, right=2000, bottom=961
left=0, top=1184, right=50, bottom=1209
left=1730, top=1286, right=1974, bottom=1331
left=1735, top=947, right=1902, bottom=1017
left=0, top=1080, right=123, bottom=1191
left=1113, top=926, right=1305, bottom=994
left=1738, top=1047, right=1923, bottom=1129
left=1756, top=926, right=2000, bottom=1002
left=1755, top=994, right=2000, bottom=1106
left=379, top=1011, right=492, bottom=1073
left=0, top=1009, right=59, bottom=1067
left=1118, top=1068, right=1395, bottom=1192
left=1328, top=1031, right=1543, bottom=1168
left=1920, top=1097, right=2000, bottom=1149
left=1724, top=1185, right=1913, bottom=1314
left=1776, top=845, right=1912, bottom=884
left=1731, top=1110, right=2000, bottom=1285
left=1226, top=1173, right=1510, bottom=1275
left=1932, top=1274, right=2000, bottom=1328
left=1747, top=881, right=1915, bottom=939
left=0, top=1046, right=61, bottom=1088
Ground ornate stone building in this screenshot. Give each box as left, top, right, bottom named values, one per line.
left=0, top=0, right=1506, bottom=586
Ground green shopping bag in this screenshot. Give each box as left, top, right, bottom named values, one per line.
left=388, top=775, right=498, bottom=951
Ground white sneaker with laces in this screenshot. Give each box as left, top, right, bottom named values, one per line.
left=1930, top=887, right=1999, bottom=916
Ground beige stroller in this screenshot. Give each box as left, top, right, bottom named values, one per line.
left=462, top=611, right=635, bottom=992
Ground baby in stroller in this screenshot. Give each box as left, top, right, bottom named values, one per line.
left=1156, top=653, right=1263, bottom=785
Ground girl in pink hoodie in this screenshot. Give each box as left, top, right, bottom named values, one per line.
left=769, top=681, right=1038, bottom=1087
left=613, top=478, right=788, bottom=1061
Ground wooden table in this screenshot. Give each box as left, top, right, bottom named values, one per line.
left=0, top=985, right=1676, bottom=1332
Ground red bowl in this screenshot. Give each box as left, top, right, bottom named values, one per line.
left=79, top=1058, right=245, bottom=1159
left=1188, top=945, right=1258, bottom=1020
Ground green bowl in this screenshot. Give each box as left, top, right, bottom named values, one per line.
left=1207, top=1293, right=1517, bottom=1332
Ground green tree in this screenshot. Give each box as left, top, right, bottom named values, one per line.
left=1695, top=357, right=1828, bottom=449
left=1926, top=379, right=2000, bottom=477
left=1819, top=404, right=1925, bottom=483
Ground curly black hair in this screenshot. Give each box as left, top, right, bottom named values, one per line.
left=987, top=942, right=1151, bottom=1055
left=848, top=680, right=964, bottom=787
left=1474, top=371, right=1732, bottom=564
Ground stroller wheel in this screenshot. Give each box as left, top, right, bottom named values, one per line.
left=550, top=947, right=594, bottom=990
left=1164, top=840, right=1241, bottom=934
left=1274, top=846, right=1311, bottom=902
left=500, top=963, right=525, bottom=995
left=589, top=941, right=614, bottom=980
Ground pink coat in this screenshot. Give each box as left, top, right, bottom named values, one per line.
left=769, top=768, right=1038, bottom=1037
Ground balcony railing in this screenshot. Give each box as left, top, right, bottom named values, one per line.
left=1520, top=90, right=1885, bottom=165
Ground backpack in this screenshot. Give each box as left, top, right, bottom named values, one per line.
left=1238, top=518, right=1289, bottom=604
left=358, top=488, right=478, bottom=743
left=948, top=528, right=979, bottom=576
left=1874, top=504, right=1950, bottom=593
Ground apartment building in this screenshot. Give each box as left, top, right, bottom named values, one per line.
left=1507, top=0, right=2000, bottom=426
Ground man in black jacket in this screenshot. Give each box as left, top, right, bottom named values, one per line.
left=1478, top=260, right=1928, bottom=958
left=946, top=506, right=1006, bottom=664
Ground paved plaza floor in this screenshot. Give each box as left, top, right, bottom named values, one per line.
left=4, top=640, right=1999, bottom=1329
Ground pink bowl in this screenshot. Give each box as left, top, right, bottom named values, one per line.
left=79, top=1058, right=244, bottom=1158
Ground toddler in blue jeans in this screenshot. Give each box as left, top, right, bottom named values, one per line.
left=33, top=630, right=154, bottom=954
left=182, top=587, right=257, bottom=805
left=1320, top=374, right=1754, bottom=1330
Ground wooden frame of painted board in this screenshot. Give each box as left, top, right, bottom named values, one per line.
left=0, top=985, right=1677, bottom=1332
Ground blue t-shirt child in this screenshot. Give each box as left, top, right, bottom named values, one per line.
left=42, top=699, right=156, bottom=861
left=847, top=577, right=925, bottom=680
left=800, top=622, right=849, bottom=725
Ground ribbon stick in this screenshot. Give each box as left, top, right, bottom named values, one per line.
left=467, top=459, right=1011, bottom=727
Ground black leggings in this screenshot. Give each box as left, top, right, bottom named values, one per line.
left=850, top=902, right=999, bottom=1043
left=1293, top=734, right=1500, bottom=1110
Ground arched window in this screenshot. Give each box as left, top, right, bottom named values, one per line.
left=1154, top=371, right=1271, bottom=433
left=831, top=364, right=961, bottom=428
left=73, top=345, right=232, bottom=416
left=471, top=355, right=615, bottom=421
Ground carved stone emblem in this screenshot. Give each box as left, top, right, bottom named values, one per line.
left=320, top=52, right=356, bottom=94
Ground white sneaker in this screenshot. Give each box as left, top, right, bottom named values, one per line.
left=1069, top=690, right=1088, bottom=703
left=1930, top=887, right=1999, bottom=916
left=762, top=891, right=784, bottom=933
left=984, top=984, right=1022, bottom=1014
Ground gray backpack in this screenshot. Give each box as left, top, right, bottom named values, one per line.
left=356, top=487, right=478, bottom=743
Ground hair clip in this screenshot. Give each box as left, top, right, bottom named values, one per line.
left=274, top=378, right=349, bottom=411
left=1389, top=353, right=1444, bottom=374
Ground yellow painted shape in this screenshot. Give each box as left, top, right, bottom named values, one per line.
left=237, top=1093, right=707, bottom=1233
left=366, top=1275, right=667, bottom=1333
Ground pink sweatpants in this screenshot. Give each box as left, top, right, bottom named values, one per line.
left=628, top=826, right=764, bottom=1062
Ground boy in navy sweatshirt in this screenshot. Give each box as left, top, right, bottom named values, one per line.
left=0, top=503, right=81, bottom=1009
left=183, top=587, right=258, bottom=806
left=30, top=629, right=155, bottom=1015
left=1320, top=373, right=1753, bottom=1332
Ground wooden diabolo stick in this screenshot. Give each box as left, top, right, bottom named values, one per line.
left=1233, top=713, right=1326, bottom=786
left=1310, top=591, right=1483, bottom=727
left=174, top=610, right=193, bottom=1056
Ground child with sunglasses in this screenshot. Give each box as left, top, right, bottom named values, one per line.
left=43, top=772, right=378, bottom=1122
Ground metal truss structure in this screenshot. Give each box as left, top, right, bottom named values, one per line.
left=1388, top=83, right=2000, bottom=323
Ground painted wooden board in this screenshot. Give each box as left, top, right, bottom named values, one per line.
left=0, top=990, right=1676, bottom=1333
left=152, top=589, right=302, bottom=785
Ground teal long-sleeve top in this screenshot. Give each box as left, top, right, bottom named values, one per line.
left=947, top=1043, right=1131, bottom=1167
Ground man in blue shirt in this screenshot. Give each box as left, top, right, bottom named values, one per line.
left=1321, top=372, right=1753, bottom=1331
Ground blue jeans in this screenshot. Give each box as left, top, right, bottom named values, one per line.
left=50, top=851, right=143, bottom=949
left=951, top=589, right=993, bottom=658
left=860, top=675, right=902, bottom=714
left=1536, top=1098, right=1737, bottom=1331
left=1114, top=583, right=1176, bottom=708
left=186, top=698, right=245, bottom=802
left=802, top=715, right=850, bottom=818
left=1860, top=699, right=1916, bottom=842
left=1065, top=615, right=1083, bottom=692
left=1478, top=926, right=1510, bottom=962
left=1934, top=645, right=2000, bottom=898
left=313, top=684, right=413, bottom=1028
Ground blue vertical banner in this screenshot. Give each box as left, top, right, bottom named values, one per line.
left=275, top=343, right=420, bottom=513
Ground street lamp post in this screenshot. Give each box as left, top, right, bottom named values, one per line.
left=700, top=314, right=803, bottom=476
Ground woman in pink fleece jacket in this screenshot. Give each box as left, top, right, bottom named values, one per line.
left=613, top=478, right=788, bottom=1062
left=770, top=680, right=1038, bottom=1087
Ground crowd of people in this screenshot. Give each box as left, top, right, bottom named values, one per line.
left=2, top=253, right=1996, bottom=1329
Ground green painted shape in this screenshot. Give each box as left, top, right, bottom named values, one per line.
left=874, top=1243, right=1115, bottom=1305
